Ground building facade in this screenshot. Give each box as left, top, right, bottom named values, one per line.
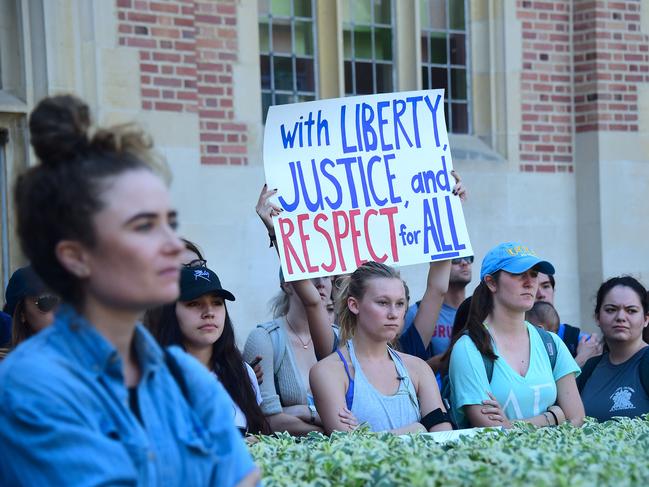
left=1, top=0, right=648, bottom=338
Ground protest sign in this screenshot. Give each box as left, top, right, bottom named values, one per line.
left=263, top=89, right=473, bottom=281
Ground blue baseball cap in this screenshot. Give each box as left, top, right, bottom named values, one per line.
left=480, top=242, right=555, bottom=281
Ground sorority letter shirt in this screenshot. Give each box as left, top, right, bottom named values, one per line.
left=449, top=322, right=580, bottom=429
left=580, top=348, right=649, bottom=422
left=0, top=305, right=256, bottom=486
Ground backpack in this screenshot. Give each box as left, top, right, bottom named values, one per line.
left=256, top=319, right=340, bottom=398
left=577, top=347, right=649, bottom=394
left=256, top=318, right=341, bottom=373
left=256, top=318, right=288, bottom=376
left=440, top=326, right=557, bottom=416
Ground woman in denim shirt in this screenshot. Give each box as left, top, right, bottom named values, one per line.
left=0, top=95, right=259, bottom=486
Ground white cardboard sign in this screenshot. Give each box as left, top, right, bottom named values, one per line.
left=263, top=89, right=473, bottom=281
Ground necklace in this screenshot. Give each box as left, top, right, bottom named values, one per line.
left=285, top=316, right=312, bottom=349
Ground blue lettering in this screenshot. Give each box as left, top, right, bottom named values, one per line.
left=341, top=105, right=357, bottom=153
left=280, top=122, right=299, bottom=149
left=278, top=161, right=300, bottom=211
left=384, top=154, right=402, bottom=204
left=367, top=155, right=387, bottom=206
left=355, top=156, right=371, bottom=208
left=304, top=112, right=314, bottom=146
left=445, top=195, right=466, bottom=251
left=297, top=159, right=324, bottom=211
left=406, top=96, right=423, bottom=148
left=376, top=100, right=393, bottom=151
left=392, top=99, right=412, bottom=150
left=424, top=94, right=442, bottom=147
left=361, top=103, right=377, bottom=151
left=321, top=158, right=342, bottom=209
left=336, top=156, right=360, bottom=209
left=433, top=197, right=453, bottom=251
left=355, top=103, right=363, bottom=151
left=422, top=199, right=441, bottom=254
left=317, top=110, right=330, bottom=146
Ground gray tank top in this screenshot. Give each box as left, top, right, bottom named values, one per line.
left=343, top=340, right=420, bottom=432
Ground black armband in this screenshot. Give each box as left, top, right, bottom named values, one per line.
left=421, top=408, right=451, bottom=430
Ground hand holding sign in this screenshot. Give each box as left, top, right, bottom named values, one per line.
left=263, top=90, right=473, bottom=281
left=450, top=170, right=467, bottom=202
left=255, top=184, right=282, bottom=235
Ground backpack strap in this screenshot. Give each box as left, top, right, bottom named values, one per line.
left=534, top=326, right=557, bottom=371
left=482, top=353, right=495, bottom=383
left=576, top=354, right=603, bottom=392
left=639, top=348, right=649, bottom=396
left=464, top=326, right=557, bottom=383
left=462, top=330, right=496, bottom=382
left=561, top=324, right=581, bottom=357
left=256, top=318, right=287, bottom=376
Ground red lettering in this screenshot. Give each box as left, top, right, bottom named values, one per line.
left=379, top=206, right=399, bottom=262
left=278, top=218, right=305, bottom=276
left=348, top=209, right=366, bottom=268
left=363, top=209, right=387, bottom=263
left=438, top=325, right=446, bottom=338
left=313, top=213, right=336, bottom=272
left=332, top=211, right=349, bottom=271
left=297, top=214, right=318, bottom=273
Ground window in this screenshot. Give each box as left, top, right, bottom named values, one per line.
left=343, top=0, right=394, bottom=95
left=0, top=0, right=26, bottom=99
left=259, top=0, right=317, bottom=122
left=420, top=0, right=470, bottom=133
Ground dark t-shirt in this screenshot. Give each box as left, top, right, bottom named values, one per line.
left=398, top=323, right=433, bottom=360
left=581, top=347, right=649, bottom=422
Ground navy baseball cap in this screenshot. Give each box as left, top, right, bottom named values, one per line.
left=179, top=266, right=235, bottom=302
left=480, top=242, right=555, bottom=281
left=3, top=265, right=48, bottom=316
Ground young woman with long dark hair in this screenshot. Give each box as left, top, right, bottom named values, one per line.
left=447, top=242, right=584, bottom=429
left=147, top=265, right=269, bottom=435
left=578, top=276, right=649, bottom=421
left=0, top=95, right=257, bottom=485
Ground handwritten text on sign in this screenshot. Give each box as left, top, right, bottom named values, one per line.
left=263, top=90, right=473, bottom=281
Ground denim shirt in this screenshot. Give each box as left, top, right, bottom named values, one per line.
left=0, top=305, right=256, bottom=486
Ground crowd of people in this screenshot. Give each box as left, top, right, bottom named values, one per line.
left=0, top=95, right=648, bottom=483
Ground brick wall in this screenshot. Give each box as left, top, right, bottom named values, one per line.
left=574, top=0, right=649, bottom=133
left=517, top=0, right=574, bottom=173
left=117, top=0, right=248, bottom=165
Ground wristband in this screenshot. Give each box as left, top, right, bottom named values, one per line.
left=547, top=408, right=559, bottom=425
left=421, top=408, right=451, bottom=430
left=268, top=233, right=277, bottom=248
left=542, top=412, right=551, bottom=427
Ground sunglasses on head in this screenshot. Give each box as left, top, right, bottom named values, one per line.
left=32, top=295, right=60, bottom=313
left=451, top=256, right=474, bottom=265
left=182, top=259, right=207, bottom=268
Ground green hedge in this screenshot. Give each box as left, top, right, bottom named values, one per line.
left=250, top=417, right=649, bottom=486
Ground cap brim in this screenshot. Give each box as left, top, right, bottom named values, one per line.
left=179, top=288, right=236, bottom=302
left=502, top=256, right=555, bottom=276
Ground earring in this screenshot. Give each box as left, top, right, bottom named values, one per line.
left=76, top=266, right=90, bottom=278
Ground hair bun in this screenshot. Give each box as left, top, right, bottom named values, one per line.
left=29, top=95, right=91, bottom=168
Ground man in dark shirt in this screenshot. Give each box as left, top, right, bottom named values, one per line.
left=536, top=272, right=602, bottom=366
